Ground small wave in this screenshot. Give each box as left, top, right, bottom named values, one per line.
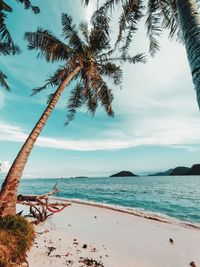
left=52, top=197, right=200, bottom=230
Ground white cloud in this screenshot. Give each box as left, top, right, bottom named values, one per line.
left=1, top=119, right=200, bottom=152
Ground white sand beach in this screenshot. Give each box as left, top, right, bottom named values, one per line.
left=28, top=201, right=200, bottom=267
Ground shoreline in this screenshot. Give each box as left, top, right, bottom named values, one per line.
left=52, top=197, right=200, bottom=230
left=28, top=201, right=200, bottom=267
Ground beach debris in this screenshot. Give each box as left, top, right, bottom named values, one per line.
left=79, top=257, right=104, bottom=267
left=37, top=230, right=49, bottom=235
left=190, top=261, right=197, bottom=267
left=169, top=238, right=174, bottom=244
left=83, top=244, right=88, bottom=249
left=91, top=247, right=97, bottom=252
left=47, top=246, right=56, bottom=256
left=17, top=180, right=71, bottom=224
left=73, top=241, right=79, bottom=245
left=66, top=259, right=74, bottom=265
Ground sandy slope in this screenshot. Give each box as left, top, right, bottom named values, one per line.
left=28, top=202, right=200, bottom=267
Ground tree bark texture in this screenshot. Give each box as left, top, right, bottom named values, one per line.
left=176, top=0, right=200, bottom=107
left=0, top=65, right=81, bottom=217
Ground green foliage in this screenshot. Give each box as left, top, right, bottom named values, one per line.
left=0, top=215, right=35, bottom=266
left=25, top=12, right=145, bottom=125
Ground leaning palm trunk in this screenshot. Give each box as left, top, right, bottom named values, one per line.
left=176, top=0, right=200, bottom=107
left=0, top=65, right=81, bottom=217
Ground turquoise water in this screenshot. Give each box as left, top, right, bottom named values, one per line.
left=12, top=175, right=200, bottom=224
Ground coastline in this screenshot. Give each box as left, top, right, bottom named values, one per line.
left=53, top=197, right=200, bottom=229
left=28, top=200, right=200, bottom=267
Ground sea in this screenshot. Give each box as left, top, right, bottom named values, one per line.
left=10, top=175, right=200, bottom=225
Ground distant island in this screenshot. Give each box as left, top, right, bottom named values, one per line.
left=149, top=164, right=200, bottom=176
left=74, top=176, right=88, bottom=179
left=110, top=171, right=138, bottom=177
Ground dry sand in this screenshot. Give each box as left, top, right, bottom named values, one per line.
left=27, top=201, right=200, bottom=267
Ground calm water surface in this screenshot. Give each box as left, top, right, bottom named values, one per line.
left=9, top=175, right=200, bottom=224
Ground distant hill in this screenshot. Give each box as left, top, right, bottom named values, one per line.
left=148, top=169, right=173, bottom=176
left=171, top=166, right=190, bottom=176
left=185, top=164, right=200, bottom=175
left=149, top=164, right=200, bottom=176
left=110, top=171, right=138, bottom=177
left=74, top=176, right=88, bottom=179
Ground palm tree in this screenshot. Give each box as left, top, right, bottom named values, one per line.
left=83, top=0, right=200, bottom=108
left=0, top=13, right=145, bottom=217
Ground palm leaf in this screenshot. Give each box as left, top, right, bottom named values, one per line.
left=66, top=82, right=86, bottom=124
left=62, top=13, right=84, bottom=52
left=0, top=2, right=13, bottom=12
left=31, top=66, right=70, bottom=95
left=14, top=0, right=40, bottom=14
left=145, top=0, right=163, bottom=56
left=79, top=22, right=89, bottom=44
left=98, top=62, right=122, bottom=85
left=116, top=0, right=143, bottom=54
left=89, top=8, right=111, bottom=53
left=25, top=28, right=72, bottom=62
left=0, top=42, right=20, bottom=55
left=97, top=79, right=114, bottom=117
left=0, top=70, right=9, bottom=91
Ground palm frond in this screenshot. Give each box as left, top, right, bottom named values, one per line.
left=100, top=53, right=146, bottom=64
left=81, top=0, right=90, bottom=6
left=31, top=66, right=70, bottom=95
left=0, top=2, right=12, bottom=12
left=160, top=0, right=180, bottom=40
left=0, top=11, right=16, bottom=50
left=99, top=0, right=122, bottom=12
left=98, top=62, right=122, bottom=85
left=47, top=93, right=55, bottom=105
left=14, top=0, right=40, bottom=14
left=87, top=88, right=98, bottom=115
left=145, top=0, right=162, bottom=56
left=97, top=79, right=114, bottom=117
left=0, top=70, right=9, bottom=91
left=25, top=28, right=72, bottom=62
left=121, top=53, right=146, bottom=63
left=0, top=42, right=20, bottom=55
left=79, top=22, right=89, bottom=44
left=66, top=82, right=86, bottom=124
left=89, top=8, right=111, bottom=54
left=116, top=0, right=143, bottom=55
left=62, top=13, right=84, bottom=52
left=86, top=75, right=114, bottom=117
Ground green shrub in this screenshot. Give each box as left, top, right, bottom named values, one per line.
left=0, top=215, right=35, bottom=266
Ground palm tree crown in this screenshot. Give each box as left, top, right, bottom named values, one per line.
left=25, top=12, right=145, bottom=123
left=82, top=0, right=180, bottom=56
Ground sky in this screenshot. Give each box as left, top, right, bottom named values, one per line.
left=0, top=0, right=200, bottom=178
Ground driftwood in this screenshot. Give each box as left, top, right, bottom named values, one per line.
left=17, top=180, right=71, bottom=224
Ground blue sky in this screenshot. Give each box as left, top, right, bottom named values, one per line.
left=0, top=0, right=200, bottom=178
